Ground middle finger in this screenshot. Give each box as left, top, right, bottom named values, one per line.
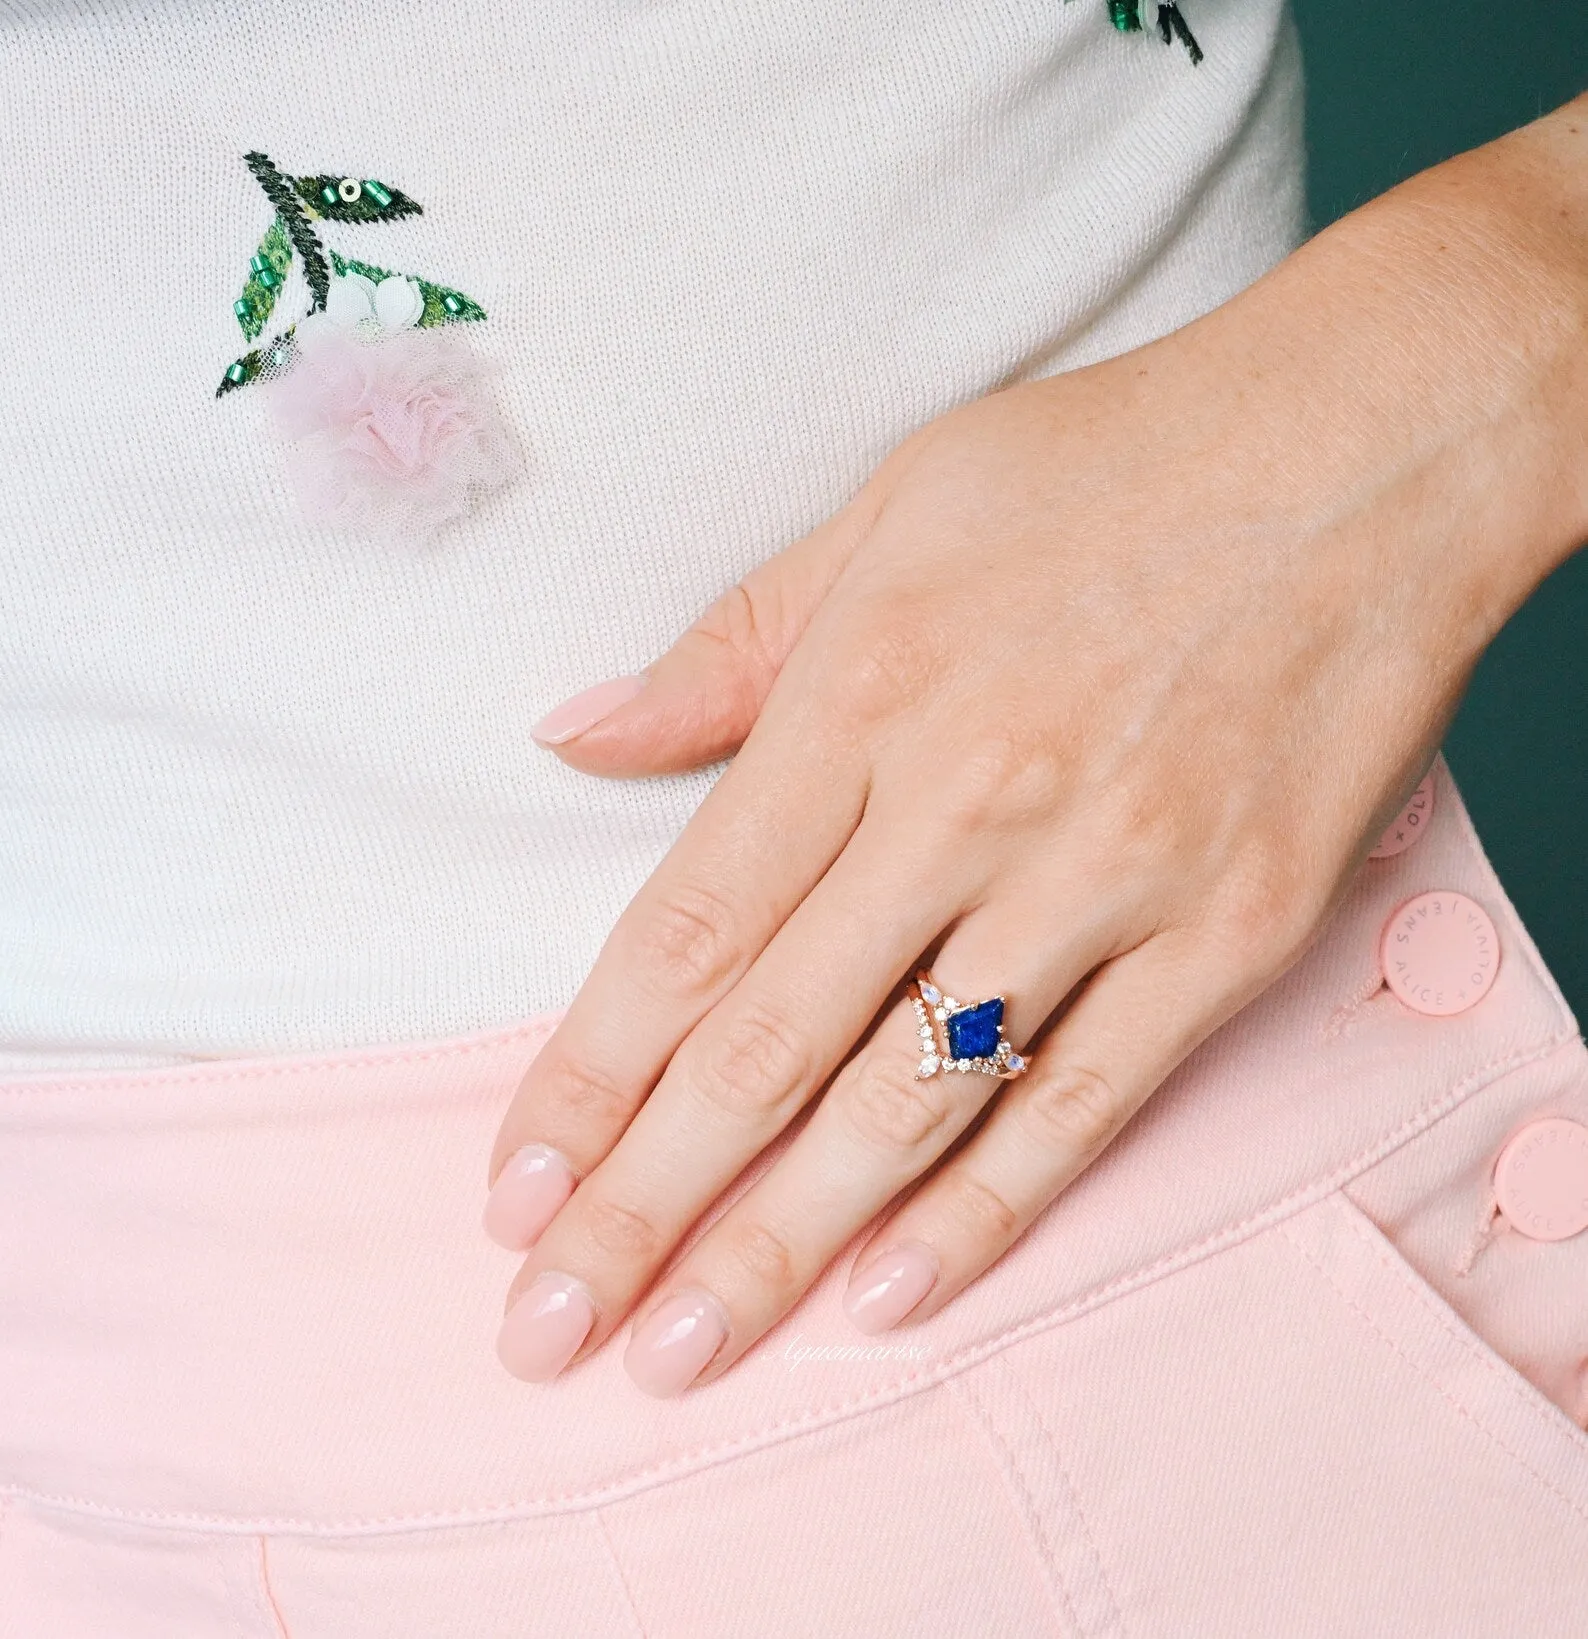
left=493, top=813, right=970, bottom=1381
left=615, top=903, right=1116, bottom=1394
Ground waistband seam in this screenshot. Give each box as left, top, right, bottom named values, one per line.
left=3, top=1025, right=1580, bottom=1540
left=0, top=1014, right=562, bottom=1096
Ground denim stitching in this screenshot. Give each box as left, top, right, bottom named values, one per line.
left=591, top=1511, right=649, bottom=1639
left=1006, top=1362, right=1124, bottom=1634
left=1330, top=1194, right=1588, bottom=1455
left=1278, top=1210, right=1588, bottom=1529
left=255, top=1537, right=291, bottom=1639
left=1, top=1031, right=1578, bottom=1538
left=948, top=1372, right=1080, bottom=1637
left=0, top=1015, right=560, bottom=1097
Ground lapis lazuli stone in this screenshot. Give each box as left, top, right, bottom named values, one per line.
left=945, top=998, right=1003, bottom=1061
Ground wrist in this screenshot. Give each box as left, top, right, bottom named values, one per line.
left=1382, top=92, right=1588, bottom=585
left=1172, top=94, right=1588, bottom=657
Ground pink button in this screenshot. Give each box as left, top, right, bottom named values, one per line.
left=1369, top=775, right=1435, bottom=859
left=1379, top=891, right=1500, bottom=1016
left=1493, top=1118, right=1588, bottom=1242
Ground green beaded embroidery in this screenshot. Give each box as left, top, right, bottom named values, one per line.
left=1091, top=0, right=1202, bottom=63
left=328, top=250, right=487, bottom=328
left=217, top=151, right=487, bottom=397
left=233, top=216, right=292, bottom=342
left=293, top=173, right=422, bottom=224
left=214, top=325, right=299, bottom=398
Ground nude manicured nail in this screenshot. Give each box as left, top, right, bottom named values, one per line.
left=531, top=675, right=647, bottom=746
left=843, top=1241, right=939, bottom=1335
left=624, top=1288, right=731, bottom=1398
left=497, top=1272, right=596, bottom=1382
left=482, top=1144, right=578, bottom=1251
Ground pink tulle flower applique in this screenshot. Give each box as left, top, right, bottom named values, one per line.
left=262, top=311, right=520, bottom=543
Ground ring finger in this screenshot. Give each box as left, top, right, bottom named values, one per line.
left=613, top=902, right=1122, bottom=1394
left=840, top=926, right=1251, bottom=1338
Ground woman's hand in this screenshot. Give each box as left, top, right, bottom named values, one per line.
left=484, top=98, right=1588, bottom=1394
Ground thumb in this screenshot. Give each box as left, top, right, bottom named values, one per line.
left=531, top=513, right=853, bottom=776
left=532, top=437, right=924, bottom=776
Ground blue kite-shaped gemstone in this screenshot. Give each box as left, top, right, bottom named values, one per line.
left=945, top=998, right=1004, bottom=1061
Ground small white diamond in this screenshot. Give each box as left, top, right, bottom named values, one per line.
left=933, top=1006, right=947, bottom=1021
left=918, top=1054, right=940, bottom=1077
left=919, top=983, right=941, bottom=1004
left=942, top=997, right=959, bottom=1011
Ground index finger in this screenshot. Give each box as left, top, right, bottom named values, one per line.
left=486, top=705, right=865, bottom=1214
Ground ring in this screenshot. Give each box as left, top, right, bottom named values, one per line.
left=909, top=970, right=1028, bottom=1081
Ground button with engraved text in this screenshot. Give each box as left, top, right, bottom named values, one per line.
left=1369, top=775, right=1435, bottom=859
left=1379, top=891, right=1499, bottom=1016
left=1493, top=1118, right=1588, bottom=1242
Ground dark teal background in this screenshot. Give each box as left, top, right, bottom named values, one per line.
left=1291, top=3, right=1588, bottom=1018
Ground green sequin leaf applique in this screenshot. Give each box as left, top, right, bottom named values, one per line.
left=218, top=152, right=491, bottom=398
left=329, top=249, right=487, bottom=326
left=294, top=175, right=423, bottom=224
left=215, top=325, right=298, bottom=398
left=233, top=216, right=292, bottom=341
left=245, top=151, right=330, bottom=311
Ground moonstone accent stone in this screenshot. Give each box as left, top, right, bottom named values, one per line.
left=945, top=998, right=1003, bottom=1061
left=919, top=982, right=941, bottom=1004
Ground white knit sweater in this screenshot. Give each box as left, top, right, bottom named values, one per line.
left=0, top=0, right=1306, bottom=1069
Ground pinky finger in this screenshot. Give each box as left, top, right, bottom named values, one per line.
left=840, top=929, right=1244, bottom=1336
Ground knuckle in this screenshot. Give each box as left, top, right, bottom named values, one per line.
left=1018, top=1065, right=1130, bottom=1161
left=690, top=581, right=778, bottom=683
left=630, top=882, right=744, bottom=999
left=1209, top=855, right=1319, bottom=970
left=692, top=1002, right=811, bottom=1122
left=945, top=1169, right=1024, bottom=1245
left=1089, top=777, right=1170, bottom=868
left=536, top=1054, right=636, bottom=1134
left=580, top=1193, right=667, bottom=1264
left=844, top=1054, right=958, bottom=1155
left=937, top=724, right=1061, bottom=836
left=723, top=1219, right=803, bottom=1305
left=842, top=622, right=942, bottom=727
left=693, top=581, right=761, bottom=654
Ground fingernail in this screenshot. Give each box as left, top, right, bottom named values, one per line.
left=623, top=1288, right=731, bottom=1398
left=497, top=1272, right=596, bottom=1382
left=531, top=675, right=647, bottom=746
left=843, top=1241, right=939, bottom=1335
left=482, top=1144, right=578, bottom=1251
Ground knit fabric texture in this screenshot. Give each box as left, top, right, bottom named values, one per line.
left=0, top=0, right=1307, bottom=1070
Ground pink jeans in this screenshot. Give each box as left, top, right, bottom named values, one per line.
left=2, top=757, right=1586, bottom=1636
